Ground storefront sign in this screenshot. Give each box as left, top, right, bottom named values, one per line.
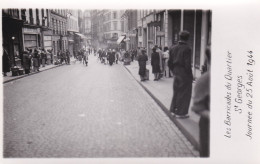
left=43, top=30, right=53, bottom=35
left=23, top=27, right=40, bottom=34
left=156, top=31, right=165, bottom=36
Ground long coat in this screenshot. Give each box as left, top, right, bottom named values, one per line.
left=23, top=53, right=31, bottom=69
left=137, top=53, right=148, bottom=76
left=151, top=51, right=161, bottom=73
left=33, top=52, right=40, bottom=67
left=168, top=41, right=193, bottom=115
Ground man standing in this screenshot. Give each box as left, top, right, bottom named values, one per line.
left=168, top=31, right=193, bottom=118
left=66, top=49, right=70, bottom=64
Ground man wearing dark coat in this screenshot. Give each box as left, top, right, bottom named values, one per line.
left=168, top=31, right=193, bottom=118
left=109, top=49, right=116, bottom=66
left=137, top=49, right=148, bottom=81
left=191, top=47, right=210, bottom=157
left=151, top=46, right=161, bottom=81
left=23, top=51, right=31, bottom=74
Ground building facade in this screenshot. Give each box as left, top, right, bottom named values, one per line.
left=67, top=9, right=79, bottom=55
left=50, top=9, right=68, bottom=56
left=2, top=9, right=52, bottom=67
left=91, top=10, right=125, bottom=50
left=83, top=10, right=92, bottom=48
left=135, top=9, right=212, bottom=79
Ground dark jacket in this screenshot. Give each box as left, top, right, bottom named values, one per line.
left=151, top=51, right=160, bottom=73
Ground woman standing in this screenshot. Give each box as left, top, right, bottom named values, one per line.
left=138, top=49, right=148, bottom=81
left=151, top=47, right=161, bottom=81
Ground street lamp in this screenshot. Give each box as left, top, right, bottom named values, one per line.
left=11, top=36, right=16, bottom=66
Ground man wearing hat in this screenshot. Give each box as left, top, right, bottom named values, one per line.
left=168, top=31, right=193, bottom=118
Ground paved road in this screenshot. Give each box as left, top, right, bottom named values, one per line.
left=3, top=54, right=198, bottom=157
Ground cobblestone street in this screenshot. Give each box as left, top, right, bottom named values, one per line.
left=3, top=54, right=198, bottom=157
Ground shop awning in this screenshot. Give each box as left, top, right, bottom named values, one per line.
left=75, top=33, right=87, bottom=39
left=117, top=36, right=125, bottom=44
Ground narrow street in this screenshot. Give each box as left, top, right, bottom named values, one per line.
left=3, top=54, right=198, bottom=157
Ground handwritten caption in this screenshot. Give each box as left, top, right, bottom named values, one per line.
left=224, top=51, right=255, bottom=140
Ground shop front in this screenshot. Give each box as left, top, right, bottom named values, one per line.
left=2, top=11, right=24, bottom=67
left=23, top=27, right=41, bottom=51
left=42, top=30, right=53, bottom=51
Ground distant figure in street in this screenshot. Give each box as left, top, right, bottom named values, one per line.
left=191, top=47, right=211, bottom=157
left=137, top=49, right=148, bottom=81
left=78, top=50, right=82, bottom=63
left=23, top=51, right=31, bottom=75
left=115, top=50, right=119, bottom=64
left=108, top=49, right=116, bottom=66
left=2, top=46, right=10, bottom=76
left=66, top=49, right=70, bottom=64
left=168, top=31, right=193, bottom=118
left=151, top=46, right=161, bottom=81
left=83, top=50, right=88, bottom=66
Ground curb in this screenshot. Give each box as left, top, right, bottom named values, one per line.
left=124, top=65, right=200, bottom=151
left=3, top=64, right=65, bottom=84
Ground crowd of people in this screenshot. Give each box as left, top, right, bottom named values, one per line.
left=95, top=48, right=139, bottom=66
left=2, top=47, right=94, bottom=76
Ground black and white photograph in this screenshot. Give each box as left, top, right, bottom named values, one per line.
left=1, top=0, right=260, bottom=164
left=2, top=8, right=211, bottom=158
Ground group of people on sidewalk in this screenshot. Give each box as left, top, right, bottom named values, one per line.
left=23, top=48, right=53, bottom=74
left=2, top=47, right=54, bottom=76
left=137, top=30, right=210, bottom=157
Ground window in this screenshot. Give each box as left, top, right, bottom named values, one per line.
left=139, top=27, right=142, bottom=36
left=52, top=18, right=55, bottom=34
left=29, top=9, right=33, bottom=24
left=121, top=21, right=124, bottom=31
left=113, top=21, right=117, bottom=30
left=113, top=11, right=117, bottom=19
left=36, top=9, right=39, bottom=25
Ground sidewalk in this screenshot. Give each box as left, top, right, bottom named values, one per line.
left=3, top=61, right=70, bottom=84
left=124, top=60, right=200, bottom=150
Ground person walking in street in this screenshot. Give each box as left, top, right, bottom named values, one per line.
left=168, top=31, right=193, bottom=118
left=2, top=46, right=10, bottom=76
left=83, top=50, right=88, bottom=66
left=78, top=50, right=82, bottom=63
left=131, top=49, right=135, bottom=62
left=33, top=49, right=40, bottom=72
left=151, top=46, right=161, bottom=81
left=137, top=49, right=148, bottom=81
left=108, top=49, right=116, bottom=66
left=22, top=50, right=31, bottom=75
left=191, top=47, right=211, bottom=157
left=115, top=50, right=119, bottom=64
